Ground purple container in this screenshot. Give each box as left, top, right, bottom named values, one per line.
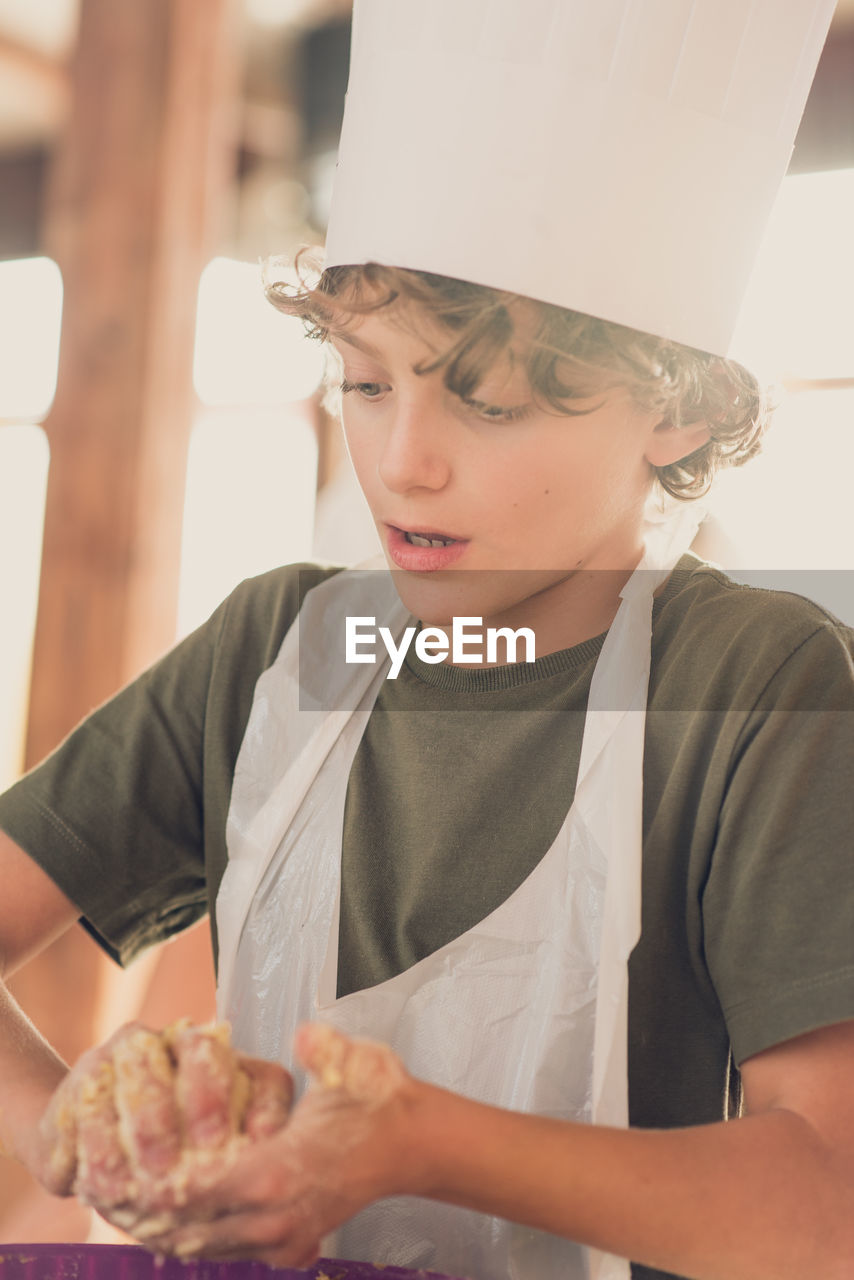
left=0, top=1246, right=468, bottom=1280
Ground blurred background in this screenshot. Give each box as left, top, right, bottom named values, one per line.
left=0, top=0, right=852, bottom=1243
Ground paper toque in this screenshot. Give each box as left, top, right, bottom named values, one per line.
left=325, top=0, right=836, bottom=355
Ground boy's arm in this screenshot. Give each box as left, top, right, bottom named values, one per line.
left=0, top=828, right=82, bottom=977
left=144, top=1020, right=854, bottom=1280
left=407, top=1020, right=854, bottom=1280
left=0, top=829, right=81, bottom=1181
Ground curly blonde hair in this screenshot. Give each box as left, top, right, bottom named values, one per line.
left=266, top=254, right=770, bottom=500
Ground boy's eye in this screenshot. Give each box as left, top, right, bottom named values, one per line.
left=340, top=378, right=387, bottom=400
left=462, top=396, right=533, bottom=424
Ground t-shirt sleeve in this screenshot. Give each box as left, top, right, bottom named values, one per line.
left=702, top=618, right=854, bottom=1065
left=0, top=563, right=339, bottom=968
left=0, top=600, right=230, bottom=967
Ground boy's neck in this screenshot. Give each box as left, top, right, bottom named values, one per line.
left=434, top=563, right=642, bottom=668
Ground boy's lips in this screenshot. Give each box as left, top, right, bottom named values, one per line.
left=389, top=522, right=467, bottom=545
left=384, top=524, right=469, bottom=571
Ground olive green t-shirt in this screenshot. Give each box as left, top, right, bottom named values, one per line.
left=1, top=555, right=853, bottom=1279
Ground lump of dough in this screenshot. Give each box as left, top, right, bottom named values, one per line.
left=52, top=1020, right=290, bottom=1230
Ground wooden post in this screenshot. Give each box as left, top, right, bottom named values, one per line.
left=0, top=1, right=237, bottom=1243
left=26, top=0, right=239, bottom=765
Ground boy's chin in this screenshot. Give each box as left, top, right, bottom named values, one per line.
left=386, top=566, right=558, bottom=630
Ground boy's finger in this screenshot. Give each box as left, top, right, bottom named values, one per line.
left=38, top=1074, right=80, bottom=1195
left=72, top=1052, right=135, bottom=1208
left=294, top=1022, right=349, bottom=1088
left=112, top=1026, right=182, bottom=1181
left=295, top=1022, right=405, bottom=1102
left=172, top=1024, right=243, bottom=1150
left=151, top=1203, right=321, bottom=1269
left=236, top=1055, right=294, bottom=1140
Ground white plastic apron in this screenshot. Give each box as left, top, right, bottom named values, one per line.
left=216, top=515, right=696, bottom=1280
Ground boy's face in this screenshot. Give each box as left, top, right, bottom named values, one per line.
left=328, top=302, right=670, bottom=651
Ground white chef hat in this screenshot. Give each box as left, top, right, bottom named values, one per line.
left=324, top=0, right=836, bottom=356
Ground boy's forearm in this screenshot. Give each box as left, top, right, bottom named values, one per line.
left=404, top=1082, right=852, bottom=1280
left=0, top=978, right=69, bottom=1171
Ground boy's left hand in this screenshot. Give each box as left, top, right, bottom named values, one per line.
left=38, top=1020, right=295, bottom=1239
left=142, top=1024, right=423, bottom=1268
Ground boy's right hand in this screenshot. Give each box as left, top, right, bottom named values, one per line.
left=37, top=1020, right=293, bottom=1239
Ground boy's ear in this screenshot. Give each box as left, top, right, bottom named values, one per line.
left=644, top=419, right=711, bottom=468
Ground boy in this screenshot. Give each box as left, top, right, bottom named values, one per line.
left=1, top=3, right=851, bottom=1279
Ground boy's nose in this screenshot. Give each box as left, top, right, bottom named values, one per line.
left=377, top=408, right=451, bottom=494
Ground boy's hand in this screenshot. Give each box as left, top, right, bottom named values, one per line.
left=140, top=1024, right=425, bottom=1268
left=37, top=1020, right=293, bottom=1239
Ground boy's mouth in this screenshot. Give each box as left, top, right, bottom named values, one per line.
left=403, top=530, right=458, bottom=548
left=385, top=524, right=469, bottom=570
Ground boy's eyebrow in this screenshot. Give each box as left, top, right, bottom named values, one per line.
left=329, top=326, right=441, bottom=364
left=328, top=329, right=382, bottom=359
